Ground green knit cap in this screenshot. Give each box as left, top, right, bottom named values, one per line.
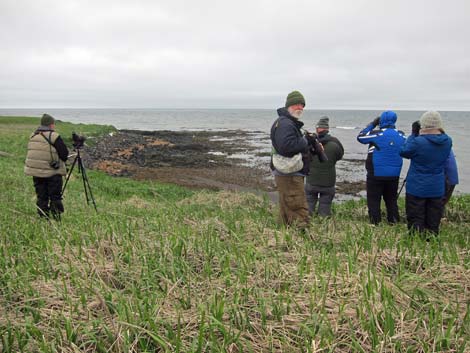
left=285, top=90, right=306, bottom=108
left=40, top=113, right=55, bottom=126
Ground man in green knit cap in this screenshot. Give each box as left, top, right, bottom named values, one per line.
left=25, top=114, right=69, bottom=220
left=270, top=91, right=317, bottom=229
left=305, top=116, right=344, bottom=217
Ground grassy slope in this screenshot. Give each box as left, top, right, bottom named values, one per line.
left=0, top=116, right=469, bottom=352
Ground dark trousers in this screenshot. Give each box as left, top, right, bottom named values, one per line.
left=406, top=193, right=444, bottom=235
left=33, top=175, right=64, bottom=220
left=366, top=177, right=399, bottom=224
left=305, top=184, right=335, bottom=217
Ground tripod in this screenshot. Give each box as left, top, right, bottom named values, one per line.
left=62, top=148, right=98, bottom=212
left=397, top=178, right=407, bottom=199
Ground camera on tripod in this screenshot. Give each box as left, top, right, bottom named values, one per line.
left=72, top=132, right=86, bottom=149
left=62, top=132, right=97, bottom=212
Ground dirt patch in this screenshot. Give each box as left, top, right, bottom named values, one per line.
left=336, top=180, right=366, bottom=195
left=95, top=160, right=131, bottom=176
left=148, top=139, right=175, bottom=147
left=131, top=165, right=272, bottom=191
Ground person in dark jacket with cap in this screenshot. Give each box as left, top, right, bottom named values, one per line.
left=357, top=111, right=406, bottom=224
left=305, top=116, right=344, bottom=217
left=400, top=111, right=452, bottom=235
left=270, top=91, right=316, bottom=229
left=25, top=114, right=69, bottom=220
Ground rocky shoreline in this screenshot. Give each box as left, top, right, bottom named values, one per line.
left=84, top=129, right=366, bottom=198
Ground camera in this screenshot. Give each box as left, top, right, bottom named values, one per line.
left=49, top=160, right=60, bottom=169
left=412, top=121, right=421, bottom=136
left=72, top=132, right=86, bottom=149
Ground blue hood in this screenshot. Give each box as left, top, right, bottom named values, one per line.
left=422, top=133, right=451, bottom=145
left=379, top=110, right=397, bottom=128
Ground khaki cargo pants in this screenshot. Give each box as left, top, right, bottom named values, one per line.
left=275, top=175, right=310, bottom=228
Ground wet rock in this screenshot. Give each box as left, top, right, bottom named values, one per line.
left=85, top=129, right=274, bottom=191
left=82, top=129, right=368, bottom=198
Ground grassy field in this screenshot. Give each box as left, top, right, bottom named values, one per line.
left=1, top=116, right=469, bottom=352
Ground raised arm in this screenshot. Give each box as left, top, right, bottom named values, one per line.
left=357, top=117, right=380, bottom=145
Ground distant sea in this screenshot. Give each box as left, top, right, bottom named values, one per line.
left=2, top=108, right=468, bottom=193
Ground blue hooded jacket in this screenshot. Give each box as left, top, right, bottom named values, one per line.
left=357, top=111, right=406, bottom=178
left=400, top=133, right=452, bottom=198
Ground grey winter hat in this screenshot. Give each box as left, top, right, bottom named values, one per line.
left=420, top=111, right=443, bottom=130
left=40, top=113, right=55, bottom=126
left=316, top=116, right=329, bottom=129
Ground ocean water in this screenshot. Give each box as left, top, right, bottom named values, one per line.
left=2, top=108, right=468, bottom=193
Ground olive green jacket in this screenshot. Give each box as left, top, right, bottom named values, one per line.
left=306, top=133, right=344, bottom=187
left=24, top=131, right=67, bottom=177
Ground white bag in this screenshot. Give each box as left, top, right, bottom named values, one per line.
left=272, top=150, right=304, bottom=174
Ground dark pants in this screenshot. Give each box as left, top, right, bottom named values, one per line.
left=366, top=177, right=399, bottom=224
left=33, top=175, right=64, bottom=220
left=305, top=184, right=335, bottom=217
left=406, top=193, right=444, bottom=235
left=275, top=175, right=310, bottom=229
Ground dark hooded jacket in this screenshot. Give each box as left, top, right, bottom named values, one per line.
left=400, top=133, right=452, bottom=198
left=270, top=107, right=310, bottom=175
left=357, top=113, right=406, bottom=179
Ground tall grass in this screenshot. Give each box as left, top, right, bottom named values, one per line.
left=1, top=116, right=469, bottom=352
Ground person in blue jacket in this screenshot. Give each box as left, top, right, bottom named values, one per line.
left=400, top=111, right=452, bottom=235
left=357, top=111, right=406, bottom=224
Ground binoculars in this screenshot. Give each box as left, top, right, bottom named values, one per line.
left=305, top=131, right=328, bottom=162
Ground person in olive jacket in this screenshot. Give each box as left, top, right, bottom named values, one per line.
left=305, top=116, right=344, bottom=216
left=25, top=114, right=69, bottom=220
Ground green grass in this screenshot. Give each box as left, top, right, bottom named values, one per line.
left=1, top=116, right=469, bottom=352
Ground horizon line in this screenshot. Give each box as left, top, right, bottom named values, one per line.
left=1, top=107, right=470, bottom=112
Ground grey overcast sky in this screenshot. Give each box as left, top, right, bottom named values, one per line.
left=1, top=0, right=469, bottom=110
